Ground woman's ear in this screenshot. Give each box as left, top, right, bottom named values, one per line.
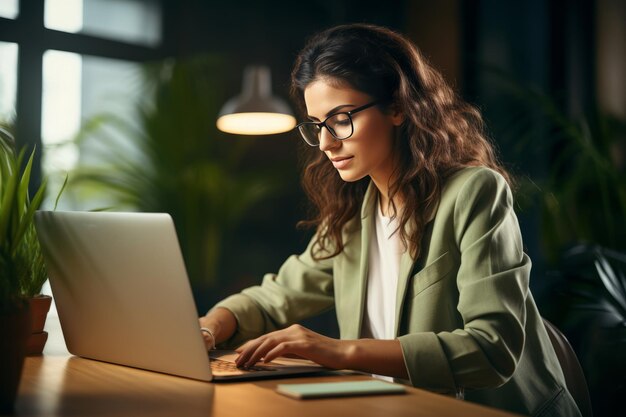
left=390, top=106, right=405, bottom=126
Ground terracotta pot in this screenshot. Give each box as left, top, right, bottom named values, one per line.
left=0, top=302, right=31, bottom=413
left=26, top=295, right=52, bottom=356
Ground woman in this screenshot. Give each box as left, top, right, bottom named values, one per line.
left=200, top=24, right=580, bottom=416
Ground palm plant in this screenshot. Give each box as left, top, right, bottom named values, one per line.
left=67, top=56, right=283, bottom=288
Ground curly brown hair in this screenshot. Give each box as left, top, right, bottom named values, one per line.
left=291, top=24, right=511, bottom=260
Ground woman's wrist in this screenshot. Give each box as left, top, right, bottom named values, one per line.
left=199, top=318, right=221, bottom=342
left=200, top=327, right=217, bottom=349
left=338, top=338, right=409, bottom=379
left=199, top=307, right=237, bottom=346
left=340, top=339, right=359, bottom=369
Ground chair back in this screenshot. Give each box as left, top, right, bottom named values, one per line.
left=542, top=318, right=593, bottom=417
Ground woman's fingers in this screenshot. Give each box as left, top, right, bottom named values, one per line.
left=235, top=325, right=325, bottom=367
left=235, top=331, right=282, bottom=367
left=243, top=338, right=277, bottom=367
left=235, top=337, right=265, bottom=367
left=262, top=341, right=300, bottom=363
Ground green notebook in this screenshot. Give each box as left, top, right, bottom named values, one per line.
left=276, top=380, right=406, bottom=399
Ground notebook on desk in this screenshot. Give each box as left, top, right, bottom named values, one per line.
left=34, top=211, right=327, bottom=382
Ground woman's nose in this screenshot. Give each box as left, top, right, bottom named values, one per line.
left=319, top=128, right=340, bottom=151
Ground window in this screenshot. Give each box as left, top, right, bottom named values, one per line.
left=1, top=0, right=165, bottom=209
left=44, top=0, right=83, bottom=33
left=42, top=51, right=144, bottom=210
left=45, top=0, right=162, bottom=47
left=0, top=41, right=17, bottom=122
left=41, top=50, right=81, bottom=175
left=0, top=0, right=18, bottom=19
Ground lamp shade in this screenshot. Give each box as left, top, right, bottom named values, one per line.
left=216, top=65, right=296, bottom=135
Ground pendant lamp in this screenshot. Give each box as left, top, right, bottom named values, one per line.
left=216, top=65, right=296, bottom=135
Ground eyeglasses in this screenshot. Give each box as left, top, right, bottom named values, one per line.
left=295, top=101, right=378, bottom=147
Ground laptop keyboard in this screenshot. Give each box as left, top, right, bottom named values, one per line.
left=210, top=358, right=276, bottom=373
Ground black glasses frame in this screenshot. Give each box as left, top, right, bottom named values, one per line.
left=295, top=101, right=379, bottom=146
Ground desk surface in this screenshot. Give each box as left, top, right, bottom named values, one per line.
left=14, top=317, right=520, bottom=417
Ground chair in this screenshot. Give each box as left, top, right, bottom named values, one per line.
left=542, top=318, right=593, bottom=417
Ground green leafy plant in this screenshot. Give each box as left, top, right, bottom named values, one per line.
left=0, top=127, right=47, bottom=313
left=67, top=56, right=284, bottom=287
left=489, top=71, right=626, bottom=262
left=542, top=245, right=626, bottom=416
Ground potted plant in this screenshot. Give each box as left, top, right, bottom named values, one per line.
left=0, top=126, right=47, bottom=412
left=21, top=211, right=52, bottom=356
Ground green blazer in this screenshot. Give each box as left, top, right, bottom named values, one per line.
left=216, top=166, right=581, bottom=416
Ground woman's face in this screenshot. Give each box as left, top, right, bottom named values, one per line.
left=303, top=79, right=403, bottom=186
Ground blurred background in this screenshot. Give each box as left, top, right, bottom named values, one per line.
left=0, top=0, right=624, bottom=415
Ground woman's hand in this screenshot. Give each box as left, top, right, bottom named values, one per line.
left=234, top=324, right=352, bottom=369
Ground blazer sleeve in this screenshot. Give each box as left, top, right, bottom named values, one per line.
left=213, top=233, right=335, bottom=348
left=397, top=168, right=532, bottom=391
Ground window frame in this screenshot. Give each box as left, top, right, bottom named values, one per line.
left=0, top=0, right=171, bottom=191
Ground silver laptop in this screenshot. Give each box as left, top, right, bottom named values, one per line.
left=34, top=211, right=327, bottom=381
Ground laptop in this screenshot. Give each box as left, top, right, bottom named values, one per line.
left=34, top=211, right=327, bottom=382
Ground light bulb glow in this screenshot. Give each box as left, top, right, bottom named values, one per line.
left=216, top=112, right=296, bottom=135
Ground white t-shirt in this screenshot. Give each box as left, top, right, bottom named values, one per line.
left=361, top=199, right=404, bottom=341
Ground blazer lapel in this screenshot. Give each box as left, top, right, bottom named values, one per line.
left=394, top=250, right=415, bottom=337
left=393, top=202, right=438, bottom=337
left=342, top=182, right=376, bottom=340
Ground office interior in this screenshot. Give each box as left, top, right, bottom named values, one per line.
left=0, top=1, right=624, bottom=416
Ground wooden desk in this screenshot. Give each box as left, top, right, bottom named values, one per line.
left=14, top=317, right=520, bottom=417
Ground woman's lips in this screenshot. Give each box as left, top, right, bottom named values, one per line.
left=330, top=156, right=354, bottom=170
